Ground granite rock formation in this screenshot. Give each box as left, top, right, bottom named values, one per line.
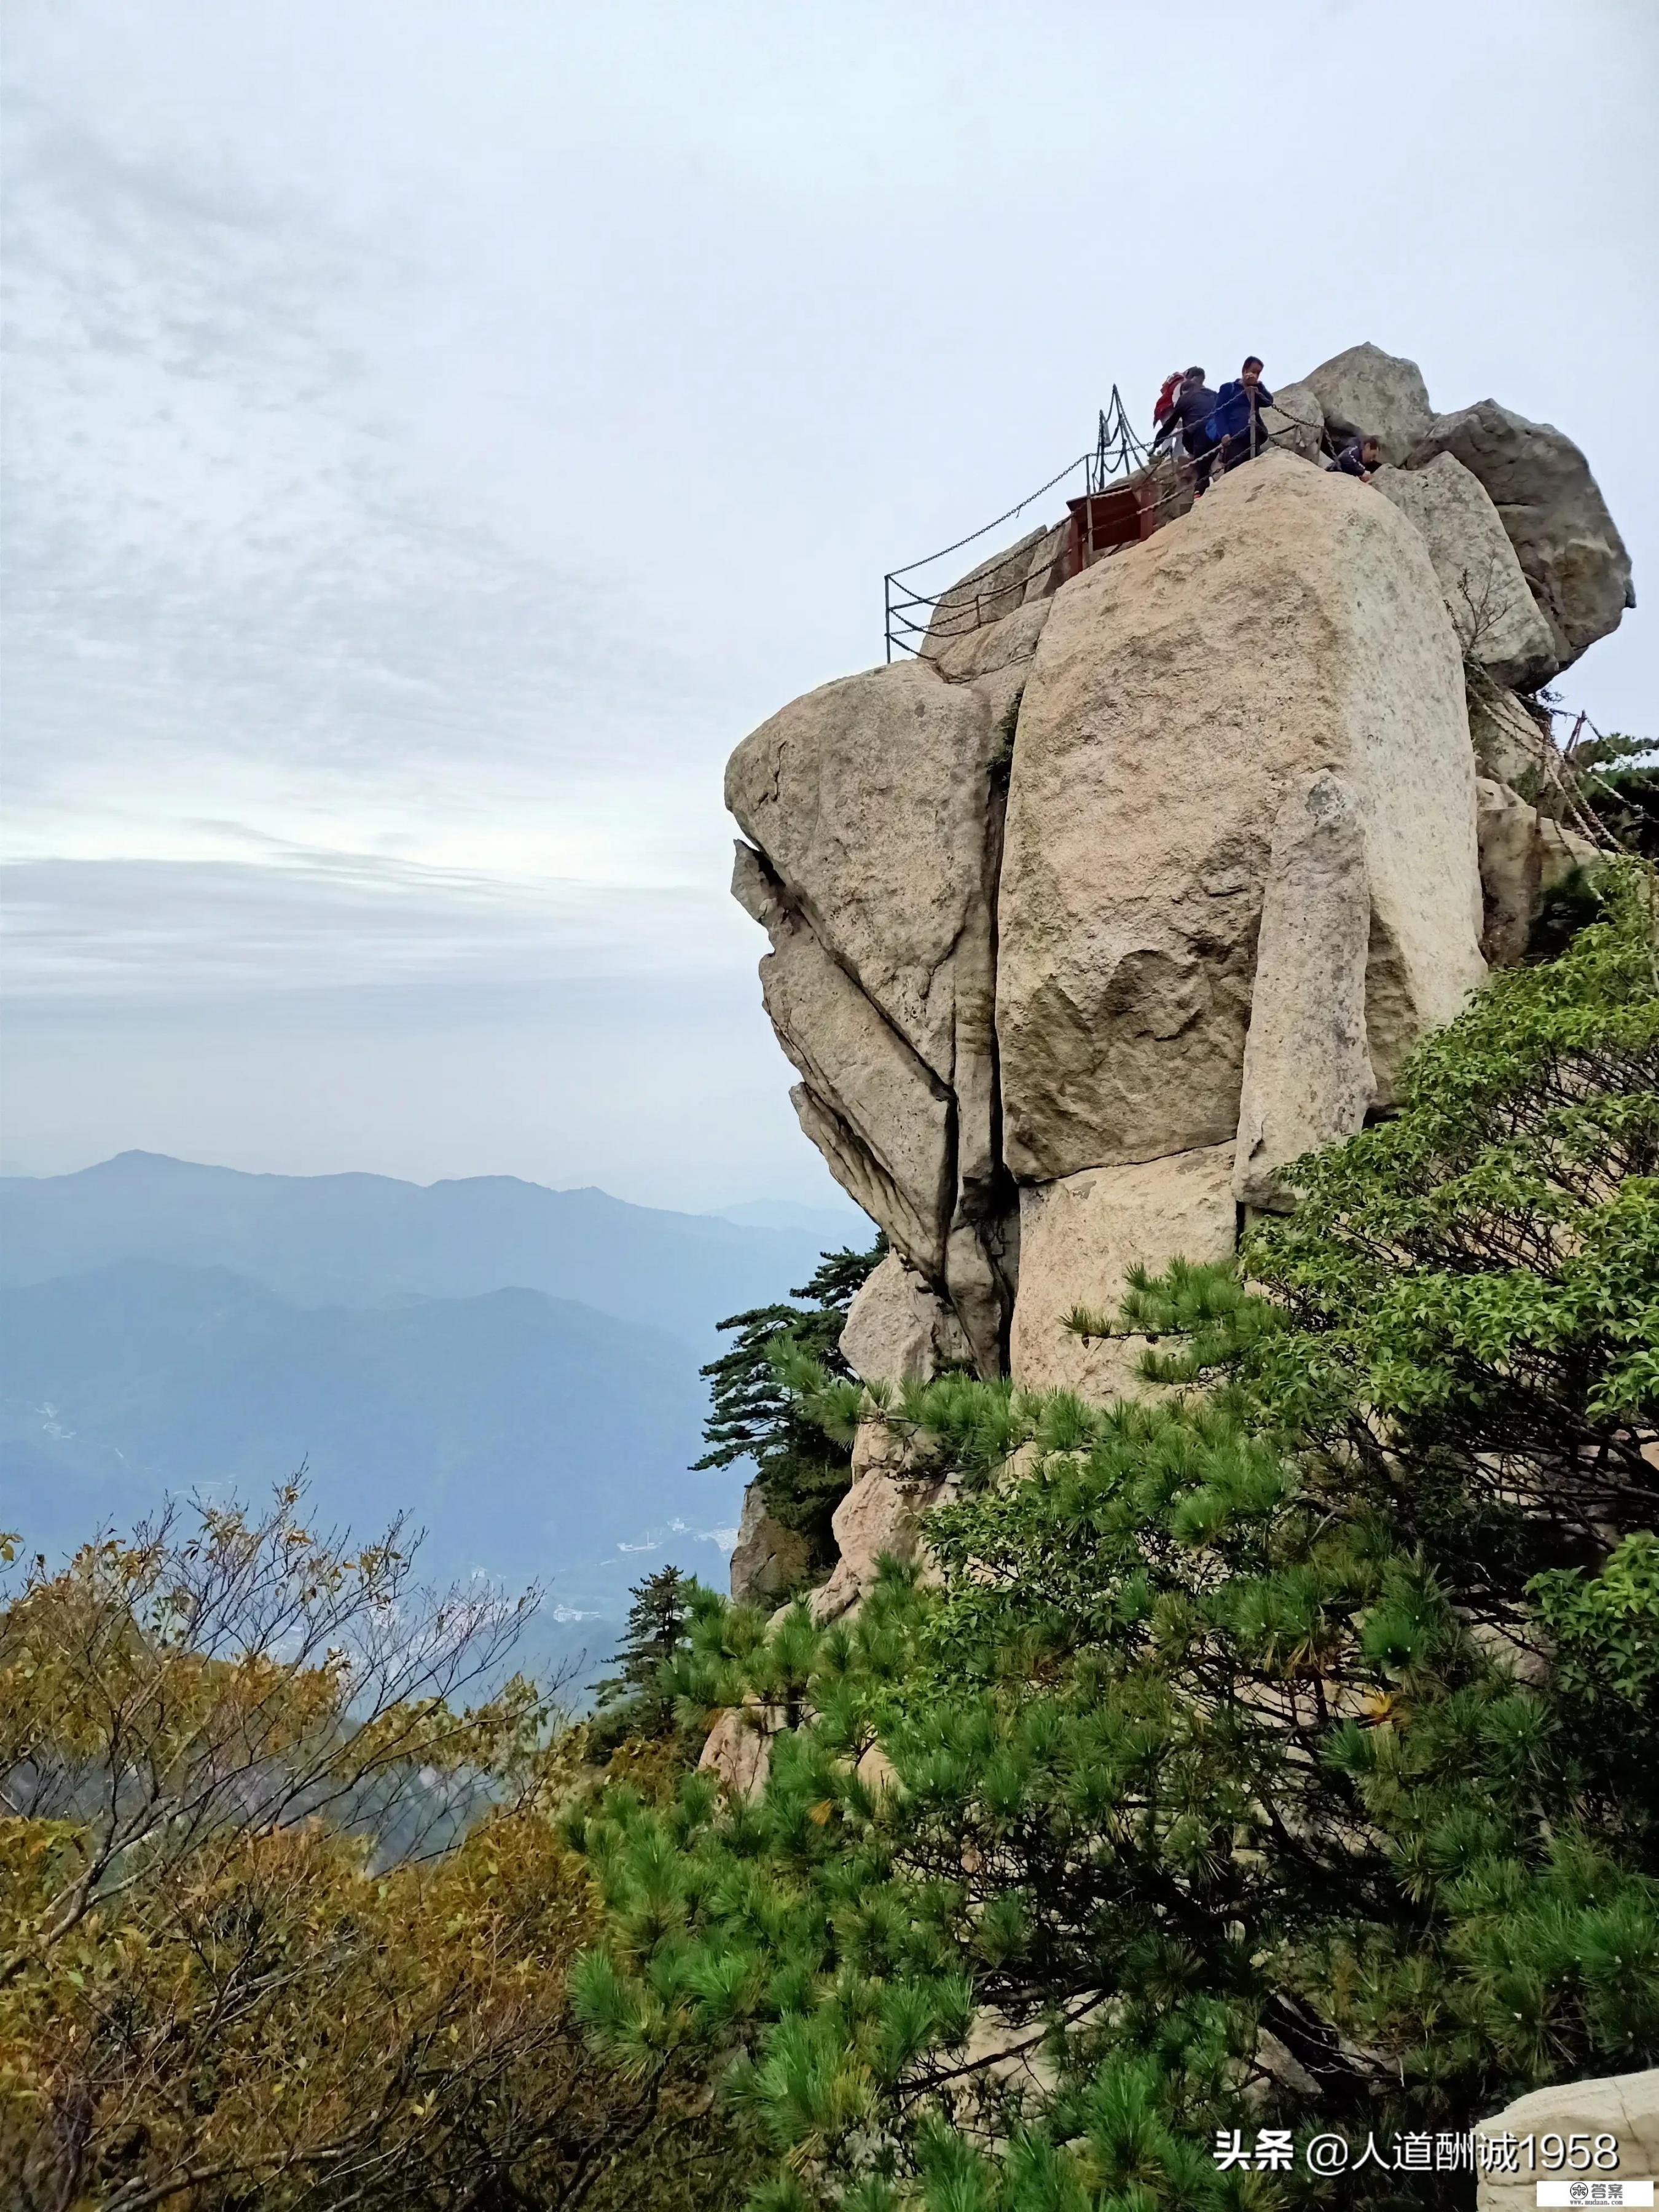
left=1407, top=398, right=1634, bottom=668
left=721, top=343, right=1631, bottom=1631
left=727, top=1484, right=812, bottom=1607
left=1373, top=453, right=1559, bottom=690
left=838, top=1250, right=971, bottom=1386
left=1010, top=1144, right=1236, bottom=1403
left=1258, top=379, right=1325, bottom=463
left=727, top=661, right=1014, bottom=1374
left=996, top=453, right=1483, bottom=1190
left=1475, top=2068, right=1659, bottom=2210
left=1230, top=767, right=1377, bottom=1212
left=1302, top=340, right=1434, bottom=465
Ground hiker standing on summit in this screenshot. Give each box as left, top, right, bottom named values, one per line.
left=1151, top=365, right=1221, bottom=495
left=1213, top=356, right=1276, bottom=473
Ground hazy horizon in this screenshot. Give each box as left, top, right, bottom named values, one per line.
left=0, top=1147, right=871, bottom=1235
left=4, top=0, right=1654, bottom=1207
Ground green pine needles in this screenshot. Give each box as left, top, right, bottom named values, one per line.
left=696, top=1238, right=887, bottom=1561
left=569, top=864, right=1659, bottom=2210
left=591, top=1564, right=699, bottom=1745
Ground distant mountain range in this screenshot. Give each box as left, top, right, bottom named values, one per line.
left=0, top=1152, right=864, bottom=1350
left=0, top=1155, right=873, bottom=1678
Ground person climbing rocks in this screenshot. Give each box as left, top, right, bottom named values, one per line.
left=1212, top=356, right=1276, bottom=473
left=1328, top=433, right=1382, bottom=482
left=1151, top=364, right=1221, bottom=495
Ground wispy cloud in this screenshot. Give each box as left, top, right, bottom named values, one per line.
left=0, top=74, right=806, bottom=1198
left=2, top=850, right=742, bottom=1003
left=2, top=90, right=691, bottom=819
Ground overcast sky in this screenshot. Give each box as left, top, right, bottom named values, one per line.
left=3, top=0, right=1654, bottom=1209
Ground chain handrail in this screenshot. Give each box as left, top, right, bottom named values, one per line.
left=883, top=382, right=1316, bottom=660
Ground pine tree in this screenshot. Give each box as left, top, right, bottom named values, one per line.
left=694, top=1235, right=886, bottom=1561
left=570, top=865, right=1659, bottom=2211
left=592, top=1564, right=696, bottom=1734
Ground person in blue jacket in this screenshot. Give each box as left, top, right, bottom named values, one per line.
left=1328, top=433, right=1382, bottom=482
left=1210, top=357, right=1276, bottom=473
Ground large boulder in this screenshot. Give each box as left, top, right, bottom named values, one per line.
left=727, top=662, right=998, bottom=1085
left=1301, top=342, right=1434, bottom=465
left=928, top=593, right=1051, bottom=749
left=1466, top=667, right=1550, bottom=790
left=916, top=522, right=1065, bottom=657
left=996, top=451, right=1486, bottom=1183
left=1475, top=2068, right=1659, bottom=2210
left=840, top=1252, right=971, bottom=1386
left=697, top=1697, right=785, bottom=1800
left=929, top=595, right=1052, bottom=687
left=726, top=662, right=1015, bottom=1366
left=1374, top=454, right=1559, bottom=690
left=1233, top=771, right=1375, bottom=1212
left=1010, top=1145, right=1235, bottom=1402
left=1260, top=380, right=1325, bottom=464
left=1406, top=399, right=1634, bottom=668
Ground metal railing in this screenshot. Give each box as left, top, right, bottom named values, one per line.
left=881, top=384, right=1316, bottom=661
left=882, top=448, right=1092, bottom=665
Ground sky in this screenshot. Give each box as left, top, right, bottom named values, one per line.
left=2, top=0, right=1655, bottom=1210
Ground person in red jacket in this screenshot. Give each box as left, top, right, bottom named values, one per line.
left=1152, top=365, right=1221, bottom=495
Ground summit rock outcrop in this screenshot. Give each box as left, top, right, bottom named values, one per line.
left=722, top=340, right=1631, bottom=1612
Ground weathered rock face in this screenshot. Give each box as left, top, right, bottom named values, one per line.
left=840, top=1252, right=971, bottom=1386
left=1374, top=454, right=1559, bottom=691
left=930, top=595, right=1051, bottom=687
left=1259, top=380, right=1324, bottom=463
left=1475, top=2068, right=1659, bottom=2210
left=1467, top=668, right=1550, bottom=788
left=928, top=592, right=1052, bottom=732
left=1475, top=777, right=1543, bottom=968
left=918, top=520, right=1066, bottom=656
left=1407, top=399, right=1635, bottom=668
left=1302, top=342, right=1434, bottom=465
left=726, top=661, right=1014, bottom=1368
left=807, top=1421, right=954, bottom=1625
left=697, top=1698, right=785, bottom=1800
left=728, top=1482, right=812, bottom=1607
left=734, top=845, right=952, bottom=1269
left=997, top=451, right=1484, bottom=1183
left=728, top=664, right=998, bottom=1088
left=1010, top=1145, right=1235, bottom=1400
left=1232, top=771, right=1375, bottom=1211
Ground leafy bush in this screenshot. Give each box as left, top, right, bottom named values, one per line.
left=0, top=1489, right=752, bottom=2211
